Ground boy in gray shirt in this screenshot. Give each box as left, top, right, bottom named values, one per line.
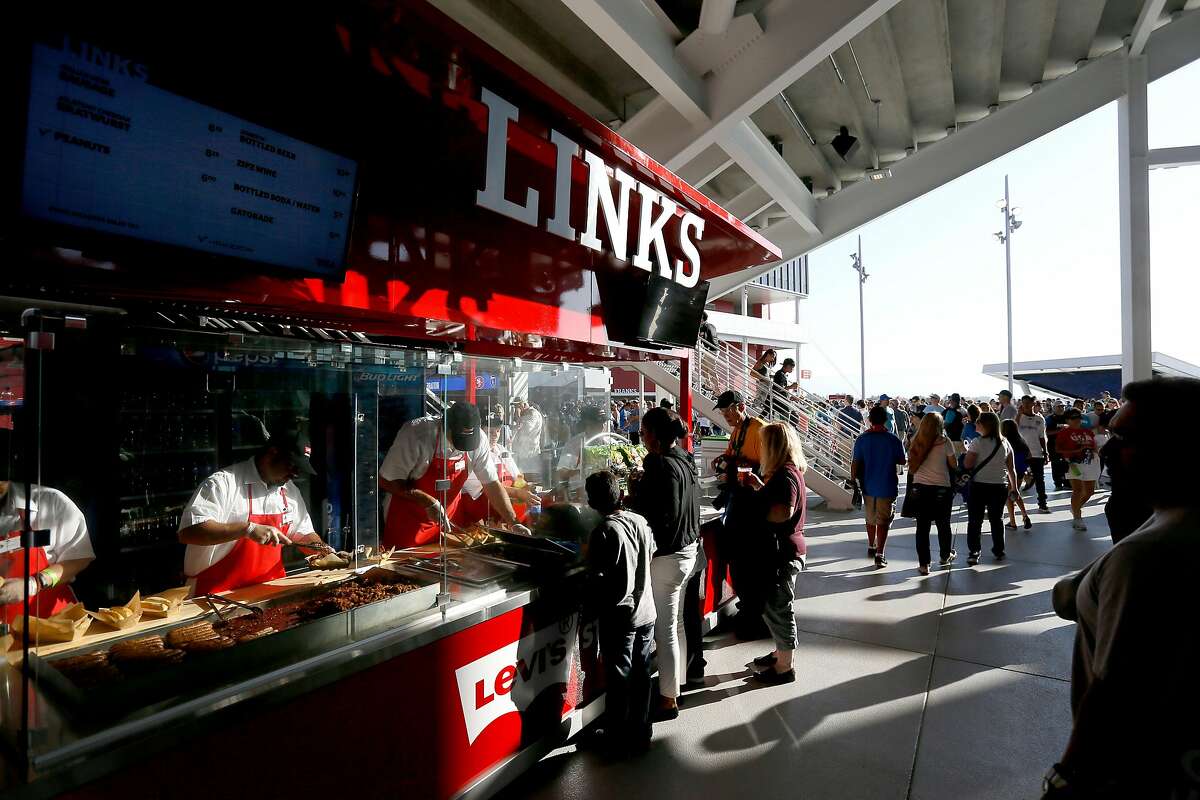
left=585, top=471, right=657, bottom=755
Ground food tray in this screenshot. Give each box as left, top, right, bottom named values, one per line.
left=397, top=550, right=523, bottom=586
left=30, top=568, right=439, bottom=721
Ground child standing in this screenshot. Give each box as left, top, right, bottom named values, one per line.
left=584, top=471, right=657, bottom=755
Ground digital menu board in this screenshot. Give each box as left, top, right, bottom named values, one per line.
left=19, top=40, right=357, bottom=275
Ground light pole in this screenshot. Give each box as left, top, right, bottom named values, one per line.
left=849, top=235, right=868, bottom=401
left=994, top=176, right=1022, bottom=395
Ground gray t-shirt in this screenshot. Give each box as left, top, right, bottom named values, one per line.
left=1060, top=508, right=1200, bottom=788
left=587, top=510, right=657, bottom=628
left=964, top=435, right=1012, bottom=484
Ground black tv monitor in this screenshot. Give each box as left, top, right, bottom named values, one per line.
left=598, top=269, right=709, bottom=350
left=16, top=38, right=358, bottom=277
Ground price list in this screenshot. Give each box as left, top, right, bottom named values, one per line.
left=20, top=42, right=357, bottom=275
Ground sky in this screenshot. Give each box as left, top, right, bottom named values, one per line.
left=794, top=58, right=1200, bottom=399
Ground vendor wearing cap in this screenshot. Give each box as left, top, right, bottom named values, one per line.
left=453, top=413, right=541, bottom=527
left=712, top=390, right=768, bottom=639
left=178, top=429, right=326, bottom=595
left=555, top=405, right=610, bottom=498
left=380, top=402, right=523, bottom=549
left=0, top=431, right=94, bottom=622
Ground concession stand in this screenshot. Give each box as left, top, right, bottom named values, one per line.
left=0, top=2, right=779, bottom=798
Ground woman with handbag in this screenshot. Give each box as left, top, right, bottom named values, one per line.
left=904, top=412, right=959, bottom=575
left=742, top=421, right=807, bottom=685
left=962, top=412, right=1018, bottom=565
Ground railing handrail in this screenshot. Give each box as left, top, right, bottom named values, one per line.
left=685, top=337, right=857, bottom=482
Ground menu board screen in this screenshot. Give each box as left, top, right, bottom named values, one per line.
left=19, top=40, right=357, bottom=275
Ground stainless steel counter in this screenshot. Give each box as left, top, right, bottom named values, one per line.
left=0, top=566, right=586, bottom=798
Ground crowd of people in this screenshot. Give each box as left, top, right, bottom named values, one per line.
left=578, top=370, right=1197, bottom=797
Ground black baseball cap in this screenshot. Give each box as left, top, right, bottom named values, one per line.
left=447, top=401, right=482, bottom=451
left=715, top=390, right=745, bottom=410
left=265, top=429, right=317, bottom=475
left=949, top=392, right=961, bottom=403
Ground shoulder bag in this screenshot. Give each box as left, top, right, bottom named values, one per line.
left=955, top=438, right=1001, bottom=496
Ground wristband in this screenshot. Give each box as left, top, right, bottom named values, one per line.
left=37, top=568, right=60, bottom=590
left=245, top=522, right=256, bottom=537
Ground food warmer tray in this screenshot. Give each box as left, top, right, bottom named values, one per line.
left=29, top=567, right=439, bottom=721
left=396, top=549, right=524, bottom=587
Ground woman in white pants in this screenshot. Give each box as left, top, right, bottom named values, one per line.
left=629, top=406, right=701, bottom=722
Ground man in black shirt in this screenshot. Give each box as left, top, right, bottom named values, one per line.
left=943, top=393, right=966, bottom=456
left=1044, top=401, right=1069, bottom=490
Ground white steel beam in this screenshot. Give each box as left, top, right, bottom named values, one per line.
left=699, top=0, right=737, bottom=35
left=563, top=0, right=820, bottom=232
left=428, top=0, right=622, bottom=119
left=708, top=9, right=1200, bottom=300
left=1118, top=56, right=1152, bottom=384
left=1130, top=0, right=1168, bottom=56
left=624, top=0, right=904, bottom=169
left=722, top=185, right=773, bottom=220
left=559, top=0, right=708, bottom=124
left=721, top=120, right=820, bottom=234
left=676, top=144, right=734, bottom=188
left=1148, top=144, right=1200, bottom=169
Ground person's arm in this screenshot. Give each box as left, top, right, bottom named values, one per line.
left=378, top=423, right=448, bottom=522
left=1004, top=449, right=1018, bottom=491
left=963, top=443, right=978, bottom=470
left=483, top=480, right=520, bottom=525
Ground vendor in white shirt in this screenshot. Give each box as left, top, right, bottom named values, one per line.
left=510, top=399, right=544, bottom=479
left=380, top=402, right=524, bottom=549
left=0, top=432, right=95, bottom=621
left=452, top=413, right=541, bottom=527
left=555, top=405, right=610, bottom=497
left=178, top=429, right=328, bottom=595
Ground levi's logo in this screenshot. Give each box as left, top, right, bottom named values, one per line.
left=454, top=615, right=578, bottom=745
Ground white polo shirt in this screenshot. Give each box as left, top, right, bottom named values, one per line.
left=462, top=444, right=521, bottom=500
left=0, top=484, right=94, bottom=565
left=379, top=416, right=498, bottom=512
left=178, top=458, right=315, bottom=577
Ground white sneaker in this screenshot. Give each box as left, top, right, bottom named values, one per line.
left=1071, top=519, right=1085, bottom=531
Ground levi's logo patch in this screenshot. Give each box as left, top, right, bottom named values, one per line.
left=454, top=615, right=578, bottom=745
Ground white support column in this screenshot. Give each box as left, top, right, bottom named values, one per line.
left=1117, top=56, right=1152, bottom=386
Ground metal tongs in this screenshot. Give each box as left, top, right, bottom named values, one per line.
left=198, top=593, right=264, bottom=623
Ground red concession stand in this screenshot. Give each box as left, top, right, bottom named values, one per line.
left=0, top=2, right=779, bottom=797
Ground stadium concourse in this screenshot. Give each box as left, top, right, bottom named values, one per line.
left=497, top=480, right=1106, bottom=800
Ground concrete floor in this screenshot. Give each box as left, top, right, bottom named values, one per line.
left=497, top=478, right=1111, bottom=800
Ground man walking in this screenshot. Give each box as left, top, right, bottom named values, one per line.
left=943, top=393, right=966, bottom=457
left=891, top=397, right=910, bottom=449
left=997, top=389, right=1019, bottom=422
left=1045, top=401, right=1069, bottom=490
left=851, top=406, right=906, bottom=568
left=1016, top=395, right=1051, bottom=513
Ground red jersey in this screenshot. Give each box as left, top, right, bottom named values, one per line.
left=1055, top=427, right=1095, bottom=459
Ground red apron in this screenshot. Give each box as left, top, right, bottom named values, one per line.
left=383, top=435, right=468, bottom=549
left=192, top=486, right=291, bottom=596
left=1, top=512, right=78, bottom=624
left=450, top=454, right=526, bottom=527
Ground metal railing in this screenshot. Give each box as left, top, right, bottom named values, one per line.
left=684, top=338, right=858, bottom=482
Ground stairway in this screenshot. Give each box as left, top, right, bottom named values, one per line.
left=619, top=340, right=858, bottom=512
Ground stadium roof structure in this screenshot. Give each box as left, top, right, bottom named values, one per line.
left=432, top=0, right=1200, bottom=298
left=982, top=352, right=1200, bottom=399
